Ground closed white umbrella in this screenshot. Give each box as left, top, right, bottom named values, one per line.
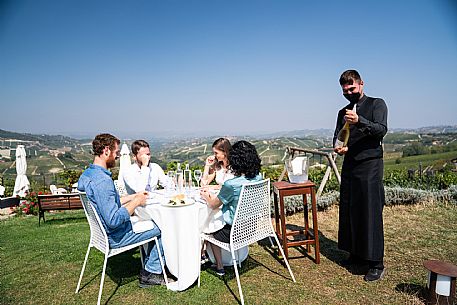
left=13, top=145, right=30, bottom=197
left=117, top=143, right=131, bottom=188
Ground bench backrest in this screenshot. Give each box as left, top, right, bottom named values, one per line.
left=38, top=194, right=82, bottom=210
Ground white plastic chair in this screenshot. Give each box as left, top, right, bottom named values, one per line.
left=76, top=193, right=167, bottom=305
left=199, top=179, right=296, bottom=305
left=114, top=180, right=128, bottom=197
left=50, top=184, right=68, bottom=195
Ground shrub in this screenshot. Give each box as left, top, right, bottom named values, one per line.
left=11, top=191, right=43, bottom=216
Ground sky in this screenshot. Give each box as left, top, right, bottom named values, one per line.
left=1, top=0, right=456, bottom=138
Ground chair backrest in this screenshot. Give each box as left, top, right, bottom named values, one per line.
left=79, top=193, right=109, bottom=254
left=113, top=180, right=128, bottom=196
left=230, top=179, right=272, bottom=251
left=50, top=184, right=58, bottom=195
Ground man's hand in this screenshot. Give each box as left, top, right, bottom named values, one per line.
left=134, top=191, right=148, bottom=207
left=344, top=109, right=359, bottom=125
left=139, top=154, right=150, bottom=167
left=334, top=146, right=348, bottom=155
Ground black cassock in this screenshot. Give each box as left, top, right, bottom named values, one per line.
left=333, top=95, right=388, bottom=261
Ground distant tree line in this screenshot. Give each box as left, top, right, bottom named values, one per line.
left=402, top=141, right=457, bottom=157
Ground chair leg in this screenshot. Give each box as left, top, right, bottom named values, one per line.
left=236, top=249, right=241, bottom=268
left=231, top=249, right=244, bottom=305
left=75, top=244, right=92, bottom=293
left=139, top=245, right=145, bottom=267
left=198, top=237, right=203, bottom=287
left=154, top=237, right=168, bottom=286
left=268, top=236, right=275, bottom=247
left=272, top=234, right=296, bottom=282
left=97, top=254, right=109, bottom=305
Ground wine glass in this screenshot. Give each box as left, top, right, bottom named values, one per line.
left=194, top=169, right=202, bottom=188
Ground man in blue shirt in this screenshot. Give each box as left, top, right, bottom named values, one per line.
left=78, top=133, right=166, bottom=287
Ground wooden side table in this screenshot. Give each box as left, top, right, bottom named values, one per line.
left=272, top=181, right=320, bottom=263
left=423, top=260, right=457, bottom=305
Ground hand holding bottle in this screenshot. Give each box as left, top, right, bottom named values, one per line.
left=344, top=108, right=359, bottom=125
left=334, top=146, right=348, bottom=155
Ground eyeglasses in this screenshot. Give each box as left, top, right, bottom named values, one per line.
left=115, top=150, right=121, bottom=160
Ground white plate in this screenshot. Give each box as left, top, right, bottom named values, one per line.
left=161, top=198, right=195, bottom=207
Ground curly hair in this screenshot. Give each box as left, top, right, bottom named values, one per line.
left=92, top=133, right=120, bottom=156
left=229, top=140, right=261, bottom=179
left=212, top=137, right=232, bottom=170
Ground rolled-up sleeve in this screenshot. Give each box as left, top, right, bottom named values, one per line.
left=92, top=179, right=130, bottom=230
left=218, top=183, right=234, bottom=207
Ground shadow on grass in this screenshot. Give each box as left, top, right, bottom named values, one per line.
left=201, top=256, right=263, bottom=304
left=39, top=215, right=87, bottom=225
left=395, top=282, right=427, bottom=303
left=276, top=224, right=347, bottom=264
left=77, top=248, right=143, bottom=304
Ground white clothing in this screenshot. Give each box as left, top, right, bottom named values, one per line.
left=215, top=167, right=235, bottom=185
left=123, top=162, right=170, bottom=194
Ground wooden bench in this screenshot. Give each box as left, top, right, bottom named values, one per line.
left=0, top=196, right=20, bottom=209
left=37, top=193, right=83, bottom=225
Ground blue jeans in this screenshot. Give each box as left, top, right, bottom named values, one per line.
left=109, top=225, right=165, bottom=274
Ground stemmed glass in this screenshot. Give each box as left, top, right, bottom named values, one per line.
left=193, top=169, right=202, bottom=188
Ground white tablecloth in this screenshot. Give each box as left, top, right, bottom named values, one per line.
left=134, top=189, right=247, bottom=291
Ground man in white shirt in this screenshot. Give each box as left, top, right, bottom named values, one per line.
left=123, top=140, right=170, bottom=194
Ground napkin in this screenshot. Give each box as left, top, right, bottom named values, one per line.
left=291, top=157, right=306, bottom=175
left=131, top=215, right=155, bottom=233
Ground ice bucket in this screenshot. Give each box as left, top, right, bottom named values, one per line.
left=285, top=156, right=308, bottom=183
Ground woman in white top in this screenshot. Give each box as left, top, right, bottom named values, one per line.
left=123, top=140, right=170, bottom=194
left=201, top=138, right=234, bottom=189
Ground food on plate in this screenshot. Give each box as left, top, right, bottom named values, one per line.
left=168, top=194, right=192, bottom=206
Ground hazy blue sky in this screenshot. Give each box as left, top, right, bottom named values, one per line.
left=1, top=0, right=456, bottom=137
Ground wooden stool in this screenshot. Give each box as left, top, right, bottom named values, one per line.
left=272, top=181, right=320, bottom=263
left=423, top=260, right=457, bottom=305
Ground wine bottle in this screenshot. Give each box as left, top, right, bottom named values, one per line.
left=337, top=122, right=350, bottom=147
left=336, top=103, right=356, bottom=147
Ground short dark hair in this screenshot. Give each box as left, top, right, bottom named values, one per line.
left=131, top=140, right=149, bottom=156
left=92, top=133, right=120, bottom=156
left=229, top=140, right=261, bottom=179
left=212, top=137, right=232, bottom=170
left=339, top=69, right=362, bottom=86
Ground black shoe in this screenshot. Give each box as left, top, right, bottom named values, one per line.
left=364, top=268, right=386, bottom=282
left=201, top=253, right=210, bottom=265
left=139, top=272, right=166, bottom=288
left=210, top=264, right=225, bottom=276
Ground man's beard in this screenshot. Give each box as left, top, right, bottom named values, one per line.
left=106, top=158, right=116, bottom=169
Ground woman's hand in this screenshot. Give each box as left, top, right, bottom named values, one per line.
left=205, top=155, right=216, bottom=167
left=200, top=188, right=212, bottom=202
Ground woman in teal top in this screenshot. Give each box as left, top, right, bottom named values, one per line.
left=200, top=140, right=262, bottom=276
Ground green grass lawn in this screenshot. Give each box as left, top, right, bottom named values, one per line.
left=1, top=203, right=456, bottom=305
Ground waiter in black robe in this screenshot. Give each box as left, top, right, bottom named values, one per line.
left=333, top=69, right=388, bottom=282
